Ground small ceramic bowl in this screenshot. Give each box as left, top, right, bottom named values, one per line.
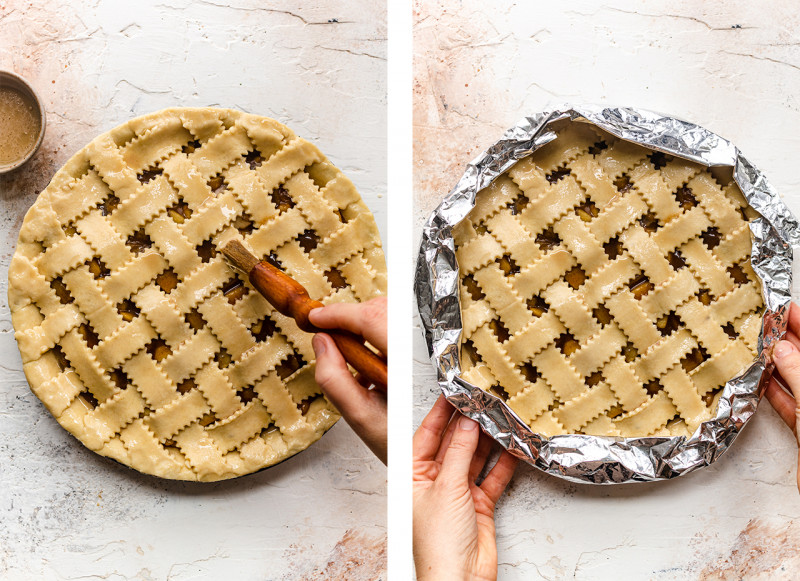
left=0, top=70, right=46, bottom=174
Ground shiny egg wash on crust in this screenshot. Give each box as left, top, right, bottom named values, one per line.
left=454, top=121, right=762, bottom=438
left=9, top=108, right=386, bottom=480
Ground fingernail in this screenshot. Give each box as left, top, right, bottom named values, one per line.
left=460, top=416, right=478, bottom=431
left=774, top=341, right=795, bottom=359
left=308, top=307, right=321, bottom=323
left=312, top=334, right=326, bottom=355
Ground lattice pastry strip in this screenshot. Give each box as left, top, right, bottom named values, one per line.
left=507, top=376, right=556, bottom=422
left=119, top=420, right=190, bottom=480
left=505, top=311, right=565, bottom=364
left=254, top=373, right=315, bottom=440
left=160, top=154, right=216, bottom=208
left=651, top=205, right=711, bottom=254
left=339, top=255, right=385, bottom=302
left=594, top=137, right=650, bottom=179
left=470, top=326, right=528, bottom=397
left=602, top=356, right=648, bottom=411
left=519, top=175, right=586, bottom=236
left=485, top=212, right=541, bottom=267
left=530, top=123, right=600, bottom=173
left=639, top=268, right=699, bottom=319
left=48, top=170, right=114, bottom=233
left=122, top=117, right=193, bottom=172
left=589, top=191, right=649, bottom=244
left=9, top=108, right=386, bottom=481
left=85, top=136, right=140, bottom=202
left=458, top=231, right=515, bottom=276
left=554, top=382, right=616, bottom=432
left=629, top=161, right=682, bottom=221
left=457, top=121, right=763, bottom=438
left=224, top=161, right=279, bottom=225
left=460, top=175, right=521, bottom=230
left=123, top=352, right=179, bottom=409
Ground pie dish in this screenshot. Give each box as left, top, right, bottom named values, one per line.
left=454, top=121, right=763, bottom=438
left=9, top=107, right=386, bottom=481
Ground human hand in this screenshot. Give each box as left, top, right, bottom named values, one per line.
left=764, top=302, right=800, bottom=492
left=413, top=395, right=519, bottom=581
left=309, top=296, right=387, bottom=464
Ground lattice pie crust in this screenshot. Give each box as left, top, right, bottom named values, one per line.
left=9, top=108, right=386, bottom=481
left=455, top=121, right=763, bottom=438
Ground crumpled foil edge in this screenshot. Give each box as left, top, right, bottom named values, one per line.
left=414, top=105, right=799, bottom=484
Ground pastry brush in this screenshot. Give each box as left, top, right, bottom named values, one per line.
left=221, top=240, right=387, bottom=392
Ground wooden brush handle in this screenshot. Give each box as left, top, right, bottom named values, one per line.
left=248, top=262, right=388, bottom=391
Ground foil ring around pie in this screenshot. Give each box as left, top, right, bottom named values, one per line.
left=416, top=106, right=796, bottom=483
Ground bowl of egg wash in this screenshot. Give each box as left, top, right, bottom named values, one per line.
left=0, top=70, right=45, bottom=174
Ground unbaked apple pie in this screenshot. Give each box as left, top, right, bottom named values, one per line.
left=9, top=108, right=386, bottom=480
left=454, top=121, right=762, bottom=438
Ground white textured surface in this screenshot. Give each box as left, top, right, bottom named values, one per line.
left=0, top=1, right=386, bottom=579
left=414, top=1, right=800, bottom=579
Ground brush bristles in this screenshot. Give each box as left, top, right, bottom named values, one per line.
left=221, top=240, right=259, bottom=273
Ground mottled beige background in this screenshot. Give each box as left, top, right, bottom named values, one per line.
left=0, top=1, right=387, bottom=579
left=414, top=1, right=800, bottom=579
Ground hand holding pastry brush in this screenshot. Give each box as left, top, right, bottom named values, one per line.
left=221, top=240, right=387, bottom=392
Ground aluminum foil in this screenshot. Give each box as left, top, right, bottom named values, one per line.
left=415, top=105, right=800, bottom=484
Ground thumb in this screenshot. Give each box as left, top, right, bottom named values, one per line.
left=773, top=340, right=800, bottom=445
left=312, top=333, right=375, bottom=414
left=439, top=415, right=481, bottom=483
left=774, top=341, right=800, bottom=400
